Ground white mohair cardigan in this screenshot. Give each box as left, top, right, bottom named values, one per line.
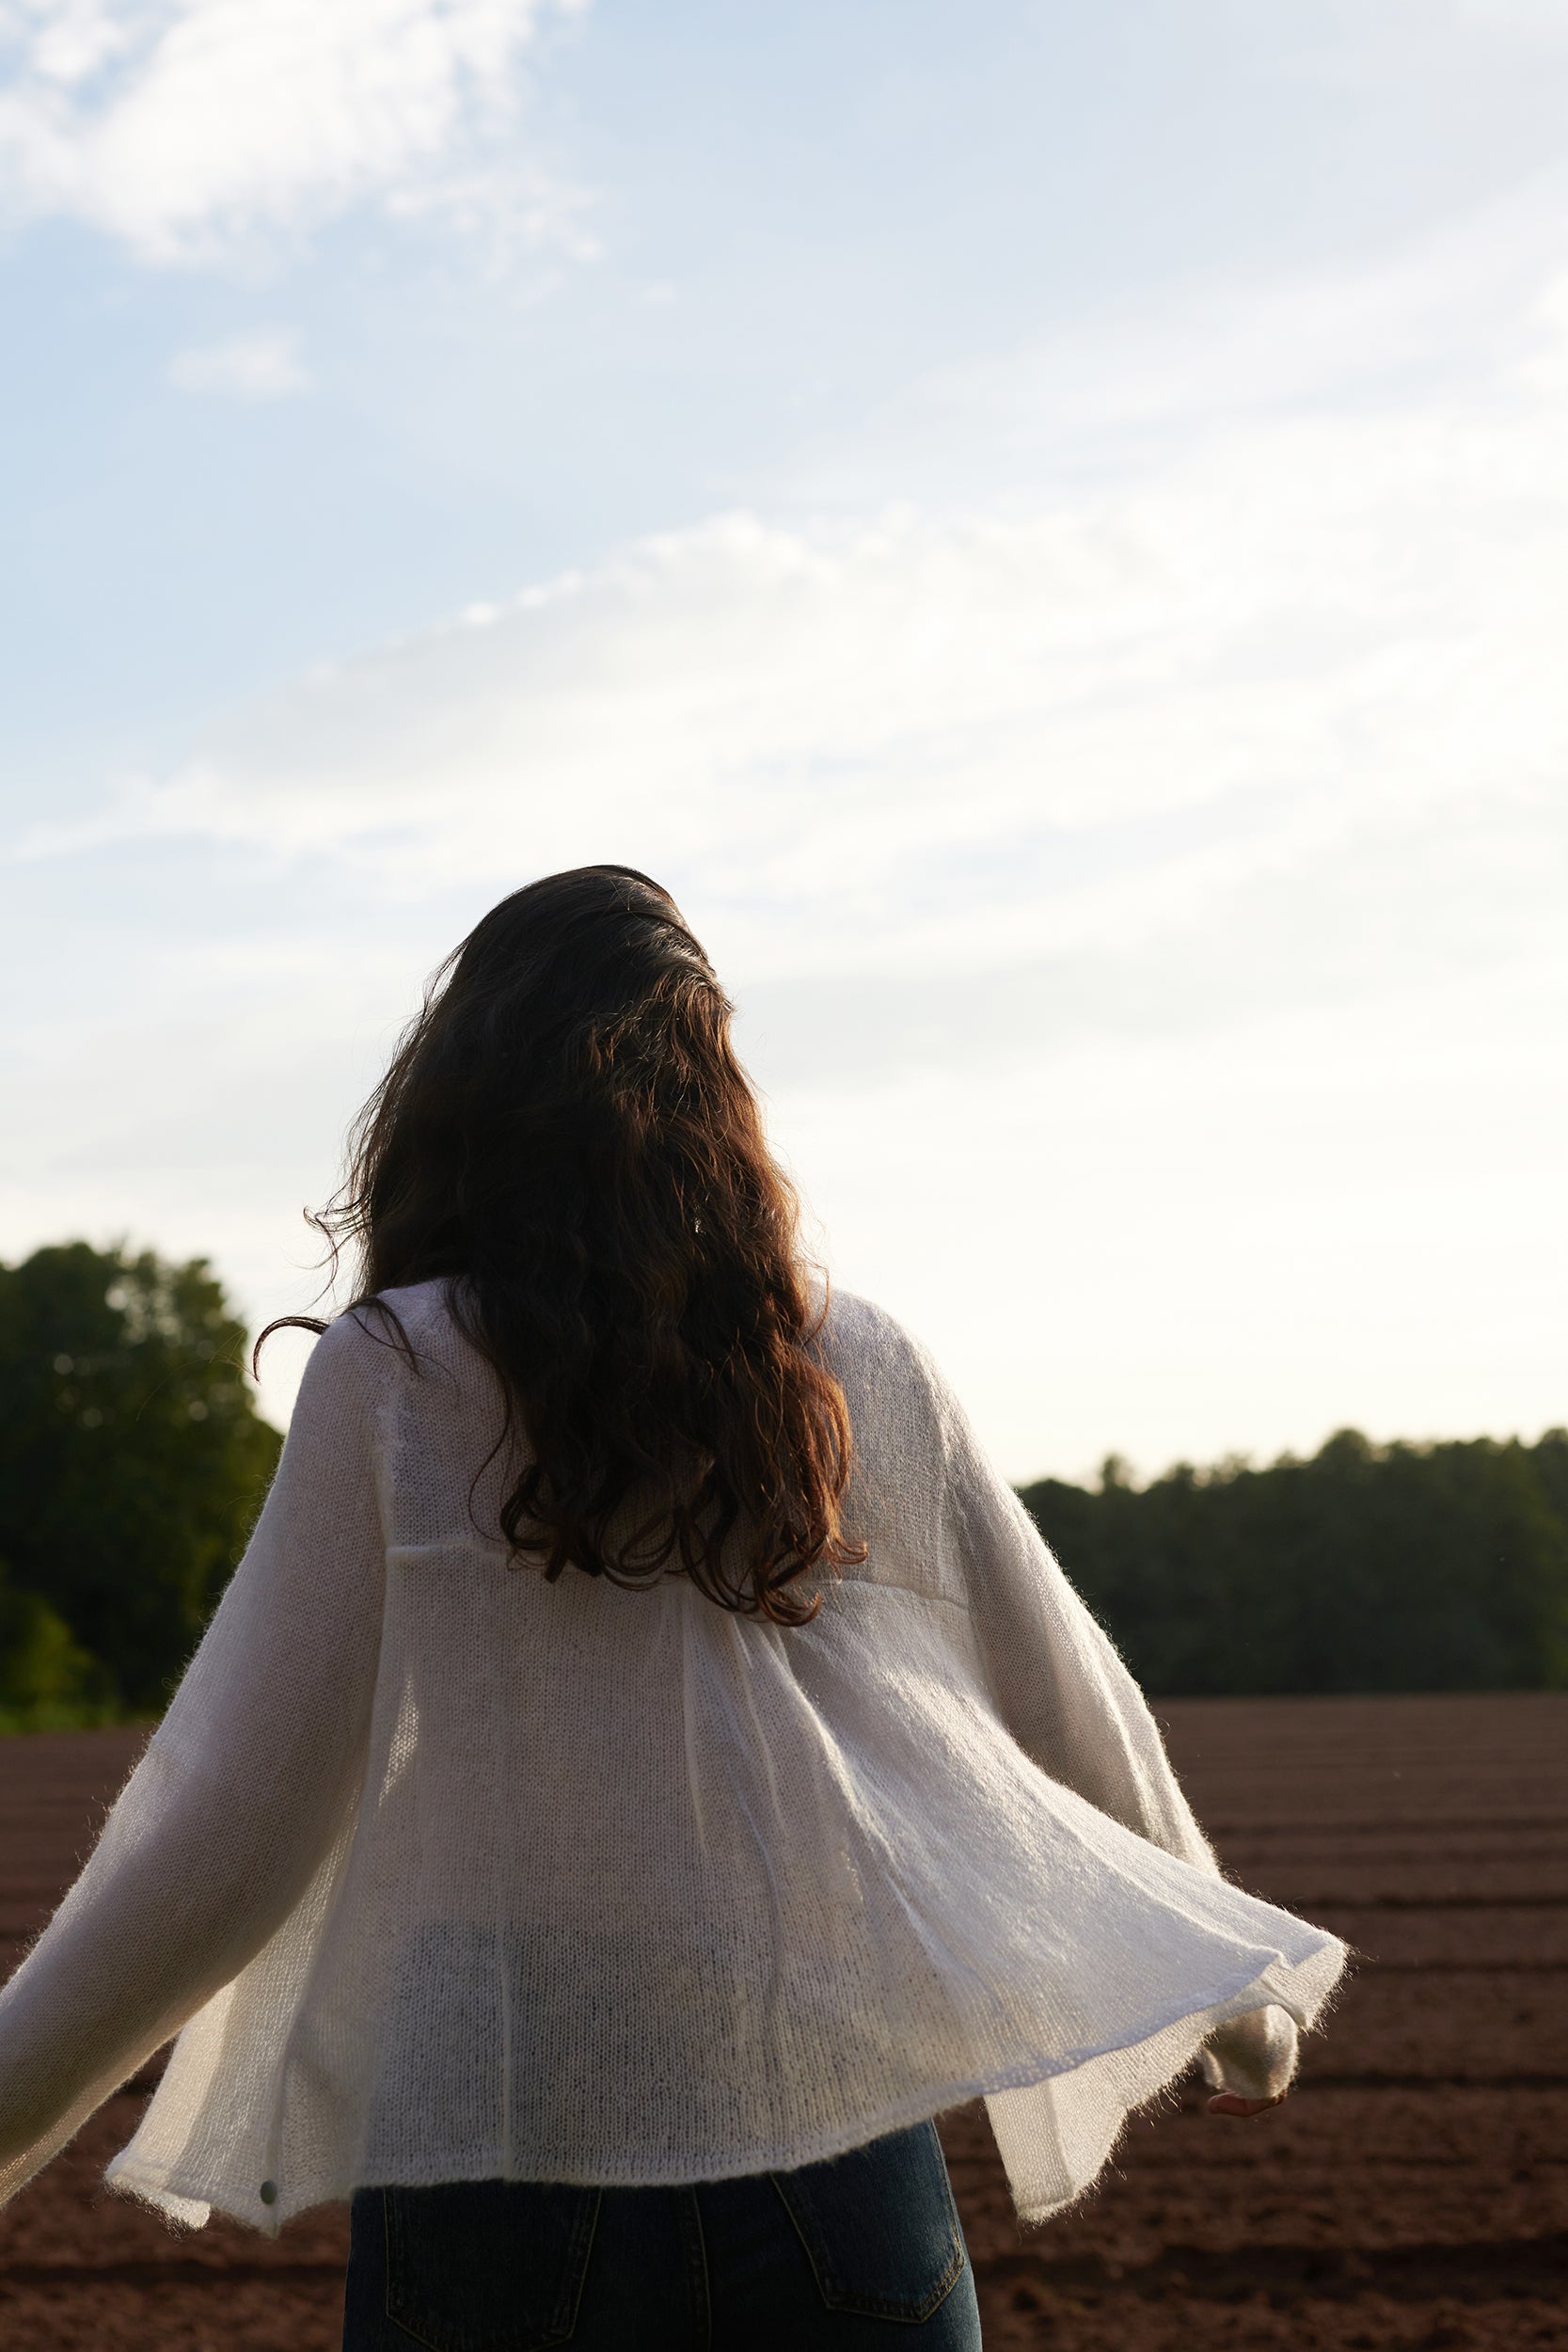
left=0, top=1280, right=1344, bottom=2235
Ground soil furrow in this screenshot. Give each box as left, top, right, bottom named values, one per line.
left=974, top=2229, right=1568, bottom=2303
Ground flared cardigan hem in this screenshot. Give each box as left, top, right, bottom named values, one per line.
left=102, top=1931, right=1344, bottom=2238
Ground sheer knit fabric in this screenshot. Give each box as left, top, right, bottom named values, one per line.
left=0, top=1281, right=1344, bottom=2234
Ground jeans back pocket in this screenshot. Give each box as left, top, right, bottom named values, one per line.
left=382, top=2179, right=601, bottom=2352
left=769, top=2120, right=969, bottom=2324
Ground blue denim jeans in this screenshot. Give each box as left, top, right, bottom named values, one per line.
left=341, top=2119, right=983, bottom=2350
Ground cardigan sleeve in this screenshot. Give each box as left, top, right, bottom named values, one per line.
left=933, top=1368, right=1217, bottom=1869
left=926, top=1343, right=1300, bottom=2102
left=0, top=1309, right=392, bottom=2207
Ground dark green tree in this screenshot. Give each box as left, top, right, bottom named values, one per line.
left=0, top=1243, right=282, bottom=1719
left=0, top=1567, right=111, bottom=1728
left=1020, top=1426, right=1568, bottom=1696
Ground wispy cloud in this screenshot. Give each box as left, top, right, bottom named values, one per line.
left=166, top=324, right=308, bottom=398
left=27, top=202, right=1566, bottom=1032
left=0, top=0, right=591, bottom=264
left=8, top=176, right=1567, bottom=1472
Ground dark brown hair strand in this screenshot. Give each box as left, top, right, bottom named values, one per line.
left=258, top=866, right=864, bottom=1624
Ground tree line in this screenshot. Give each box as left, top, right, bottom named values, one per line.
left=1021, top=1429, right=1568, bottom=1694
left=0, top=1240, right=1563, bottom=1725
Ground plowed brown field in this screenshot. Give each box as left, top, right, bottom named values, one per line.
left=2, top=1692, right=1565, bottom=2349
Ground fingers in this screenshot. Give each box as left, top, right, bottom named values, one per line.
left=1206, top=2090, right=1288, bottom=2119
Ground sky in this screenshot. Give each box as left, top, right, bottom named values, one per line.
left=2, top=0, right=1565, bottom=1482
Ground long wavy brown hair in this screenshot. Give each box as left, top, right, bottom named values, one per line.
left=261, top=866, right=863, bottom=1624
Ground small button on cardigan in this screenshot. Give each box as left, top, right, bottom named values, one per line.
left=0, top=1280, right=1344, bottom=2233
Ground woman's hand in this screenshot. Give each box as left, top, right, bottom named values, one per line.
left=1206, top=2089, right=1288, bottom=2118
left=1200, top=2002, right=1298, bottom=2114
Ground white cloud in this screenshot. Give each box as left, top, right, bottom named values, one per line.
left=27, top=166, right=1558, bottom=957
left=33, top=232, right=1566, bottom=1013
left=8, top=193, right=1568, bottom=1471
left=0, top=0, right=590, bottom=263
left=781, top=165, right=1568, bottom=527
left=166, top=323, right=308, bottom=398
